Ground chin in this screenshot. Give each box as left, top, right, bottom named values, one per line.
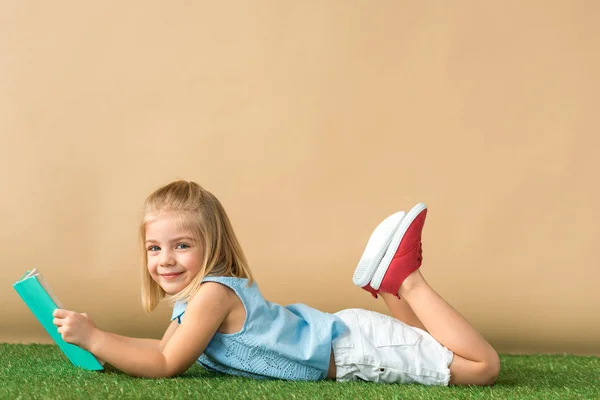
left=162, top=287, right=182, bottom=295
left=161, top=283, right=188, bottom=295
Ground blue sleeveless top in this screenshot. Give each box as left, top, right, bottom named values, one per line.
left=170, top=276, right=348, bottom=381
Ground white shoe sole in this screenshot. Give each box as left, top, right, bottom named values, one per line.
left=352, top=211, right=406, bottom=288
left=370, top=202, right=427, bottom=290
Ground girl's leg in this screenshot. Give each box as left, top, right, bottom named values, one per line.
left=380, top=293, right=427, bottom=332
left=397, top=269, right=500, bottom=385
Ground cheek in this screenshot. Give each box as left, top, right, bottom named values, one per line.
left=183, top=253, right=203, bottom=270
left=146, top=257, right=158, bottom=273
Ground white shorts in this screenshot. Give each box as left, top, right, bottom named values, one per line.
left=332, top=308, right=454, bottom=386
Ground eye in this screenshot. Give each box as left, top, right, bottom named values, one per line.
left=176, top=243, right=190, bottom=250
left=147, top=245, right=160, bottom=252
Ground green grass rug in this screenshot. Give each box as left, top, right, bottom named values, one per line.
left=1, top=344, right=598, bottom=399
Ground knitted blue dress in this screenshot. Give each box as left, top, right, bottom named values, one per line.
left=171, top=276, right=348, bottom=380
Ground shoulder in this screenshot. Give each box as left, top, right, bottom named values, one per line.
left=185, top=281, right=237, bottom=314
left=200, top=280, right=238, bottom=298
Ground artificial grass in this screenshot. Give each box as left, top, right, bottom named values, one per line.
left=1, top=344, right=598, bottom=400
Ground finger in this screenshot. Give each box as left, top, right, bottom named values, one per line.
left=53, top=309, right=68, bottom=318
left=52, top=318, right=63, bottom=327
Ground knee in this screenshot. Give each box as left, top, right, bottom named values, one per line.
left=480, top=351, right=500, bottom=385
left=448, top=350, right=501, bottom=386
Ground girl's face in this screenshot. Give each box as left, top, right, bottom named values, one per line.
left=145, top=213, right=204, bottom=295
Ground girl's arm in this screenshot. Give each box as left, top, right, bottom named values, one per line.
left=53, top=282, right=232, bottom=378
left=103, top=320, right=179, bottom=351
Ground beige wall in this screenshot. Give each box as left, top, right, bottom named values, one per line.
left=1, top=1, right=599, bottom=356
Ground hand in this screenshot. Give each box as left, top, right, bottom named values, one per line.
left=52, top=309, right=98, bottom=351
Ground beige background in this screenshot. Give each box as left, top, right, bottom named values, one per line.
left=1, top=1, right=599, bottom=356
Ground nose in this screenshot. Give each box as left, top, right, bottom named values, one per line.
left=159, top=249, right=175, bottom=267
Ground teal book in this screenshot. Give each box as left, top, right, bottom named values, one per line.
left=13, top=269, right=104, bottom=371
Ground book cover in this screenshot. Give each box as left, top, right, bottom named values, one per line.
left=13, top=269, right=104, bottom=371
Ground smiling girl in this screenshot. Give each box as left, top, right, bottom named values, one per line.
left=52, top=180, right=499, bottom=385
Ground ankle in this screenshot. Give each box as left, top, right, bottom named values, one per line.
left=398, top=270, right=426, bottom=297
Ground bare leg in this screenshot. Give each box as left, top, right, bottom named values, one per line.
left=398, top=269, right=500, bottom=385
left=380, top=293, right=427, bottom=332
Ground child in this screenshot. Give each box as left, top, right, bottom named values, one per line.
left=53, top=180, right=500, bottom=385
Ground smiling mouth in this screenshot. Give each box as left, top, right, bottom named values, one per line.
left=160, top=272, right=183, bottom=280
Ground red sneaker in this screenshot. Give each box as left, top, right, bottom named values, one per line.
left=352, top=211, right=406, bottom=298
left=370, top=203, right=427, bottom=299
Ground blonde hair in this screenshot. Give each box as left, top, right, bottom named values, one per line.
left=140, top=180, right=253, bottom=312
